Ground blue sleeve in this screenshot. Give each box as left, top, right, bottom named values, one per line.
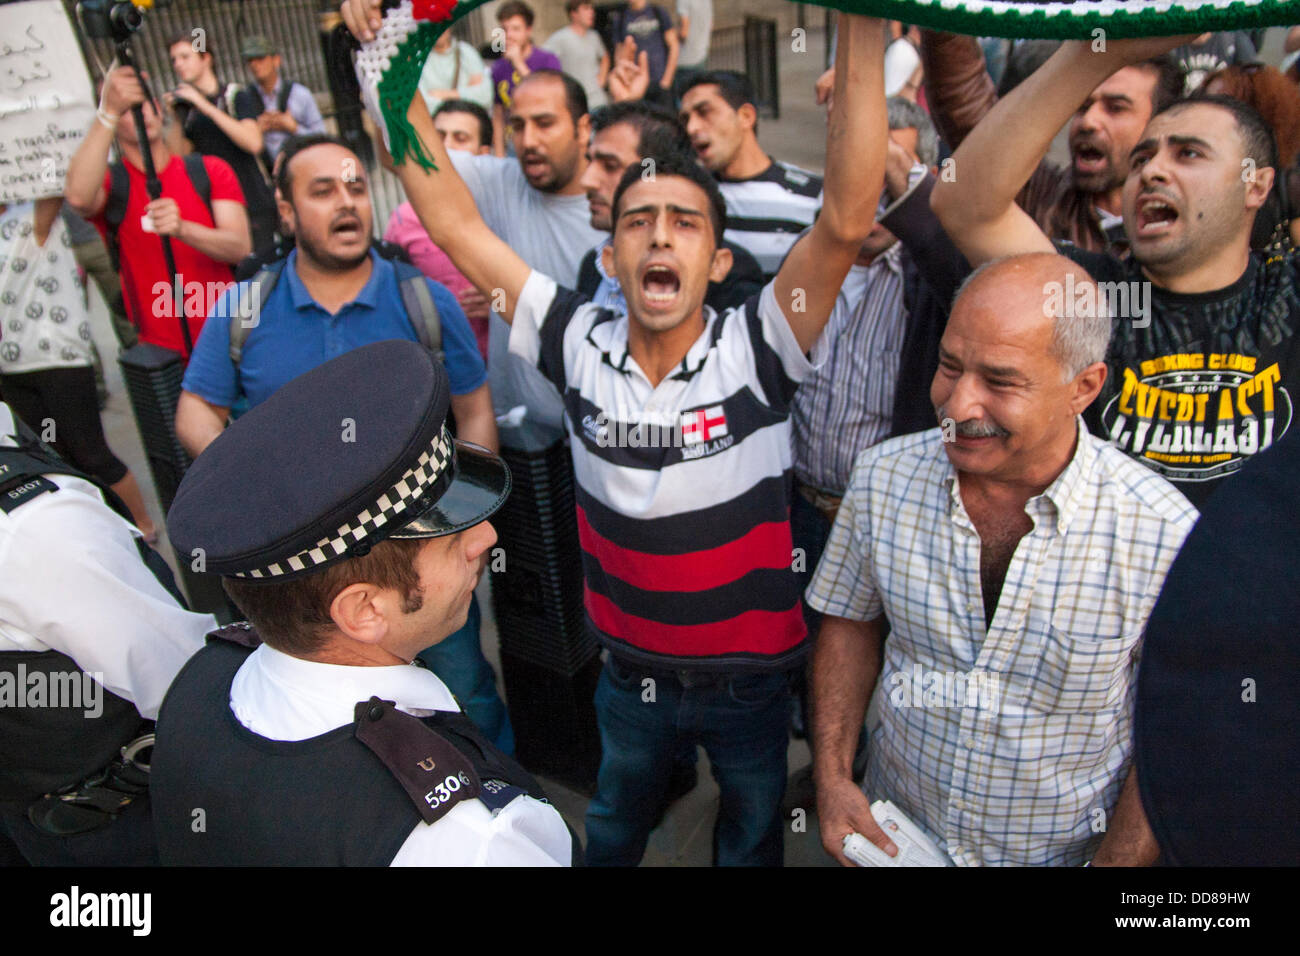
left=181, top=286, right=243, bottom=407
left=292, top=84, right=326, bottom=135
left=427, top=279, right=487, bottom=395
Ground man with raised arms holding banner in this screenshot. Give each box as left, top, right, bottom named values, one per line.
left=342, top=0, right=887, bottom=866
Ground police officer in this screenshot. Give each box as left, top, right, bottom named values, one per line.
left=152, top=339, right=575, bottom=865
left=0, top=403, right=213, bottom=866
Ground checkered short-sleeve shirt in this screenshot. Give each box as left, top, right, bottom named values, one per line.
left=807, top=422, right=1198, bottom=865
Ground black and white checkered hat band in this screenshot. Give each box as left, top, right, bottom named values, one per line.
left=235, top=426, right=455, bottom=579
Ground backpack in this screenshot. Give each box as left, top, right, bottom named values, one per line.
left=104, top=153, right=213, bottom=275
left=227, top=257, right=444, bottom=368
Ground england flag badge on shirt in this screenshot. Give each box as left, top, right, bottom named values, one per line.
left=680, top=405, right=728, bottom=446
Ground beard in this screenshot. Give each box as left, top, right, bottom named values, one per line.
left=295, top=226, right=371, bottom=272
left=522, top=148, right=579, bottom=193
left=1071, top=154, right=1125, bottom=195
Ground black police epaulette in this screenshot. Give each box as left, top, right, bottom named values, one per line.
left=353, top=697, right=483, bottom=825
left=206, top=621, right=263, bottom=649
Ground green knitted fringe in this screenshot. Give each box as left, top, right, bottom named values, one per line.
left=802, top=0, right=1297, bottom=40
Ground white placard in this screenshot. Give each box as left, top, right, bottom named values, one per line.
left=0, top=0, right=96, bottom=203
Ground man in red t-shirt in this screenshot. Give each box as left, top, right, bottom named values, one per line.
left=65, top=67, right=251, bottom=356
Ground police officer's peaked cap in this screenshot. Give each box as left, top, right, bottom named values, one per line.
left=167, top=340, right=510, bottom=580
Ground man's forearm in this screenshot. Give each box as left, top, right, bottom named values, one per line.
left=65, top=121, right=116, bottom=214
left=931, top=42, right=1118, bottom=233
left=176, top=392, right=229, bottom=459
left=450, top=385, right=499, bottom=453
left=200, top=99, right=263, bottom=156
left=178, top=220, right=251, bottom=265
left=811, top=615, right=881, bottom=786
left=919, top=30, right=997, bottom=152
left=662, top=32, right=679, bottom=86
left=819, top=15, right=885, bottom=244
left=1092, top=767, right=1161, bottom=866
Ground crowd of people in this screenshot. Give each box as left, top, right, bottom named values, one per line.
left=1, top=1, right=1297, bottom=868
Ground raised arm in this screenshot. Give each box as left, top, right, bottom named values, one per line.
left=930, top=36, right=1190, bottom=266
left=387, top=93, right=532, bottom=322
left=65, top=67, right=146, bottom=218
left=343, top=0, right=532, bottom=322
left=773, top=13, right=886, bottom=353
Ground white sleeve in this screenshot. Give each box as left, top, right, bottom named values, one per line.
left=507, top=269, right=560, bottom=368
left=389, top=795, right=572, bottom=866
left=0, top=477, right=213, bottom=717
left=756, top=280, right=827, bottom=381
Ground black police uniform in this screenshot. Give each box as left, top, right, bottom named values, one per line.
left=152, top=340, right=579, bottom=865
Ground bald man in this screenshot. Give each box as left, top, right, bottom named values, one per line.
left=808, top=253, right=1198, bottom=867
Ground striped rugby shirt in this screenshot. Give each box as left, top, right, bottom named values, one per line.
left=509, top=271, right=822, bottom=672
left=716, top=160, right=823, bottom=277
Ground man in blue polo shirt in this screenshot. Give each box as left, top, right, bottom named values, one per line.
left=176, top=134, right=511, bottom=753
left=177, top=135, right=492, bottom=452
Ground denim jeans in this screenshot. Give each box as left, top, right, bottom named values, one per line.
left=417, top=595, right=515, bottom=755
left=584, top=656, right=790, bottom=866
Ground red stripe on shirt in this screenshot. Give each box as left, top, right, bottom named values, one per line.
left=576, top=504, right=793, bottom=593
left=585, top=587, right=805, bottom=658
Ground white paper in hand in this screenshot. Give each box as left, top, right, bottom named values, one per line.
left=842, top=800, right=952, bottom=867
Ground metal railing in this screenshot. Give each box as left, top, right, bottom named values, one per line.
left=706, top=16, right=780, bottom=119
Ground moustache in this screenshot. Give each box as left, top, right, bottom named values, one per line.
left=937, top=407, right=1011, bottom=438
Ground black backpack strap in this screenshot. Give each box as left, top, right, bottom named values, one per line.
left=276, top=78, right=294, bottom=115
left=182, top=153, right=214, bottom=221
left=105, top=161, right=130, bottom=274
left=229, top=258, right=287, bottom=366
left=395, top=262, right=444, bottom=366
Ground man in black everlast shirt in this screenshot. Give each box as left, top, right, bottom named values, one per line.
left=166, top=32, right=279, bottom=252
left=933, top=34, right=1299, bottom=509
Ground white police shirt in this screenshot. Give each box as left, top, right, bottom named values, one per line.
left=0, top=404, right=214, bottom=716
left=229, top=643, right=573, bottom=867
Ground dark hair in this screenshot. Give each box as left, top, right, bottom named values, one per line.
left=1135, top=55, right=1185, bottom=116
left=222, top=538, right=425, bottom=656
left=434, top=98, right=493, bottom=150
left=515, top=69, right=588, bottom=125
left=1161, top=93, right=1280, bottom=173
left=167, top=29, right=213, bottom=61
left=496, top=0, right=534, bottom=27
left=564, top=0, right=590, bottom=13
left=611, top=150, right=727, bottom=247
left=681, top=70, right=758, bottom=133
left=275, top=134, right=363, bottom=200
left=591, top=100, right=692, bottom=158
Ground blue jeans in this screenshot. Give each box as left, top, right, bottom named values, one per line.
left=417, top=595, right=515, bottom=755
left=585, top=656, right=790, bottom=867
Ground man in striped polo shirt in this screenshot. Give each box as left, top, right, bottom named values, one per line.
left=366, top=8, right=887, bottom=865
left=680, top=71, right=823, bottom=278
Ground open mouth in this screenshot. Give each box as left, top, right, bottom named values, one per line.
left=692, top=140, right=710, bottom=159
left=331, top=218, right=363, bottom=239
left=641, top=264, right=681, bottom=306
left=1136, top=196, right=1179, bottom=237
left=1073, top=142, right=1107, bottom=173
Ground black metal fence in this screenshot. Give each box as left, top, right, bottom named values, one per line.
left=706, top=16, right=780, bottom=119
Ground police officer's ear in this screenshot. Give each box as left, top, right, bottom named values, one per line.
left=329, top=581, right=393, bottom=647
